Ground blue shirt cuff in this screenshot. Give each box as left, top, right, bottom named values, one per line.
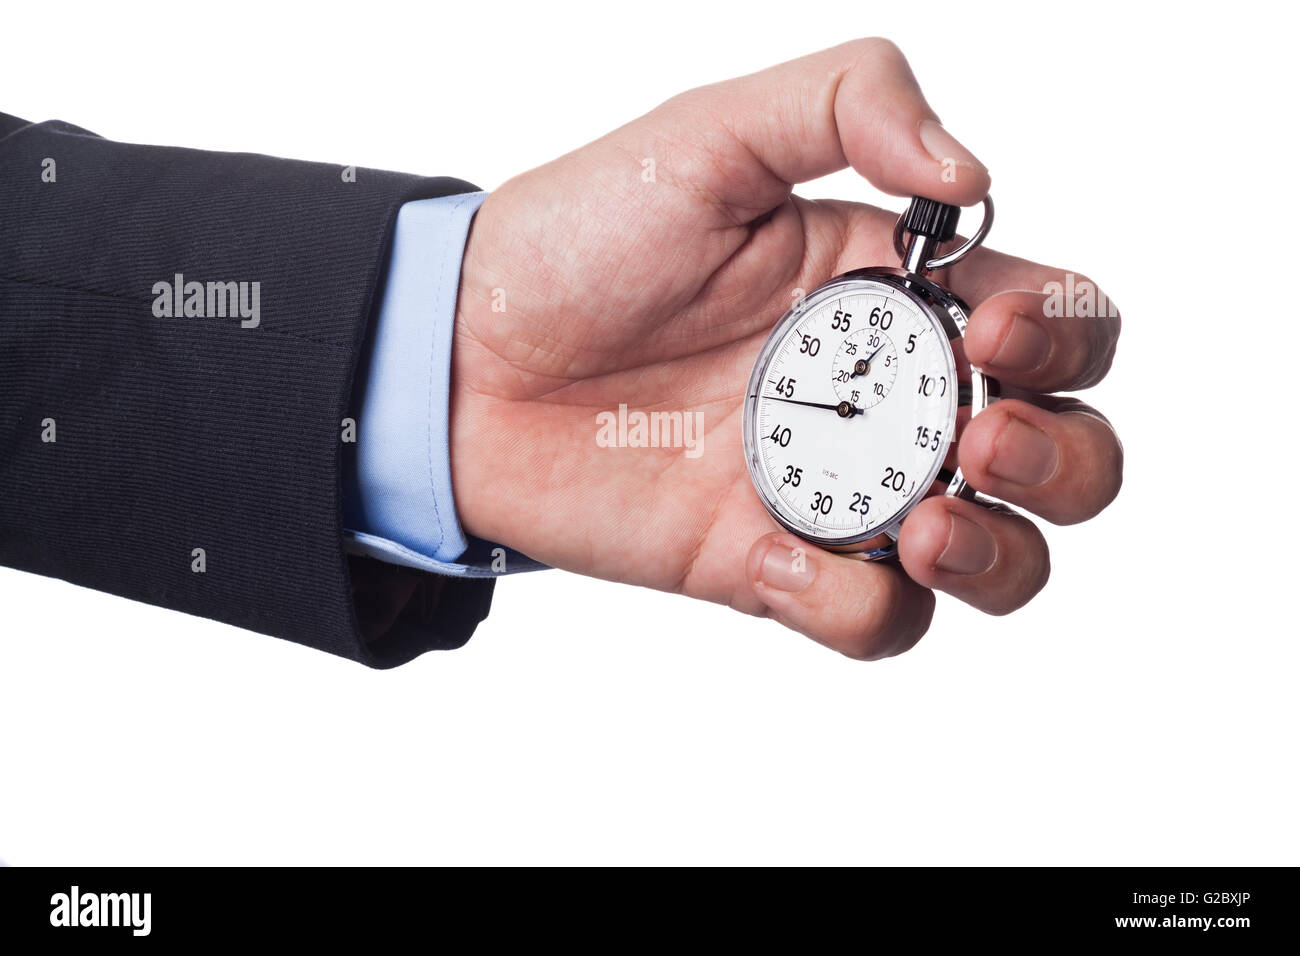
left=342, top=192, right=544, bottom=577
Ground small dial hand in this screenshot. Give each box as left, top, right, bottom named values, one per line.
left=764, top=395, right=862, bottom=417
left=851, top=342, right=887, bottom=377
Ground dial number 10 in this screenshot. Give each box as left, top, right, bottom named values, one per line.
left=917, top=373, right=948, bottom=397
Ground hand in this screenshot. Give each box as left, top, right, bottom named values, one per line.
left=449, top=39, right=1123, bottom=660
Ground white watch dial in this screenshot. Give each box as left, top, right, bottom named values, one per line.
left=744, top=277, right=960, bottom=545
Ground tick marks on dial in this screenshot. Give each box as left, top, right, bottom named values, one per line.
left=746, top=279, right=962, bottom=546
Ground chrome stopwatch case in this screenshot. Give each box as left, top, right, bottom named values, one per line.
left=742, top=196, right=997, bottom=559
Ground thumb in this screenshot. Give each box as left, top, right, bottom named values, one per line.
left=745, top=532, right=936, bottom=660
left=666, top=37, right=991, bottom=207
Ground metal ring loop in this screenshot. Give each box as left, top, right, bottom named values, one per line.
left=892, top=195, right=994, bottom=272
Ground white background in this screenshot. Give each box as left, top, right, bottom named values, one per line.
left=2, top=0, right=1295, bottom=865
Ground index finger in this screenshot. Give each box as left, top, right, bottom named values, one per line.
left=961, top=284, right=1121, bottom=393
left=828, top=202, right=1123, bottom=392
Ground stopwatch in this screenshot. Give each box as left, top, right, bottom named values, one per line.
left=742, top=195, right=997, bottom=559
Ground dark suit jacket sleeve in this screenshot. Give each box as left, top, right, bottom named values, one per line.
left=0, top=112, right=495, bottom=667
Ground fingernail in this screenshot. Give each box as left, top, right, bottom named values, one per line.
left=990, top=417, right=1059, bottom=486
left=935, top=513, right=997, bottom=575
left=990, top=313, right=1051, bottom=372
left=759, top=542, right=816, bottom=592
left=919, top=119, right=985, bottom=171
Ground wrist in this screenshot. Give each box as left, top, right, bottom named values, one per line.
left=449, top=200, right=510, bottom=546
left=448, top=356, right=499, bottom=545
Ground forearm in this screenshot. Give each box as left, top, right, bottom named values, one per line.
left=0, top=112, right=492, bottom=666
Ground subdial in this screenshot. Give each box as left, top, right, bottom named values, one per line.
left=831, top=328, right=898, bottom=409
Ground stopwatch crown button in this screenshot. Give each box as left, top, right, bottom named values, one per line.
left=904, top=197, right=961, bottom=242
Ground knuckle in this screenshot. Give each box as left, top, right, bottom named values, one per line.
left=850, top=36, right=906, bottom=65
left=1055, top=331, right=1101, bottom=393
left=992, top=526, right=1051, bottom=614
left=839, top=642, right=881, bottom=662
left=1066, top=417, right=1124, bottom=521
left=1067, top=331, right=1111, bottom=390
left=839, top=571, right=908, bottom=658
left=1083, top=313, right=1121, bottom=386
left=1055, top=273, right=1121, bottom=389
left=665, top=84, right=716, bottom=112
left=1026, top=547, right=1052, bottom=606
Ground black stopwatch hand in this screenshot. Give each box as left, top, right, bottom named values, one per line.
left=850, top=343, right=886, bottom=377
left=764, top=395, right=863, bottom=417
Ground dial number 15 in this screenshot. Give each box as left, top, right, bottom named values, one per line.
left=914, top=426, right=943, bottom=451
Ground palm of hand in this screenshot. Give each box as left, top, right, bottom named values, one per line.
left=446, top=41, right=1122, bottom=659
left=451, top=112, right=878, bottom=615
